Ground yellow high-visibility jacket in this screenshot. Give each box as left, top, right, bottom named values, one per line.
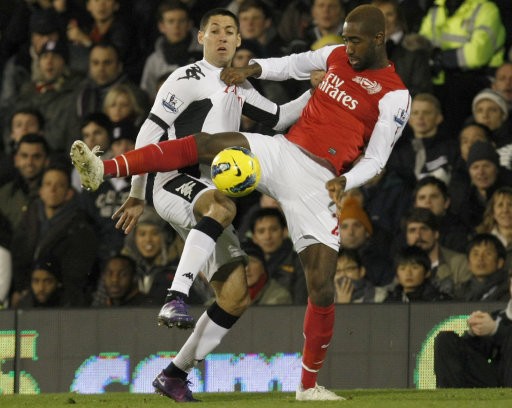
left=420, top=0, right=505, bottom=71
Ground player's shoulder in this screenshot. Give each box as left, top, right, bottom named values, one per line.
left=168, top=60, right=211, bottom=83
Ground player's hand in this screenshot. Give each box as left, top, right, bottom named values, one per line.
left=112, top=196, right=145, bottom=235
left=221, top=64, right=262, bottom=85
left=467, top=311, right=497, bottom=336
left=335, top=277, right=353, bottom=304
left=326, top=176, right=347, bottom=215
left=310, top=70, right=326, bottom=88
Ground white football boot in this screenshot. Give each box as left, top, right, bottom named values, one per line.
left=296, top=383, right=345, bottom=401
left=70, top=140, right=105, bottom=191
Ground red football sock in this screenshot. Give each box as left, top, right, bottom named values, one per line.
left=301, top=299, right=335, bottom=389
left=103, top=136, right=198, bottom=177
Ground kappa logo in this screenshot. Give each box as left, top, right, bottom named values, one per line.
left=352, top=76, right=382, bottom=94
left=162, top=93, right=184, bottom=113
left=177, top=64, right=205, bottom=81
left=175, top=180, right=196, bottom=200
left=182, top=272, right=194, bottom=281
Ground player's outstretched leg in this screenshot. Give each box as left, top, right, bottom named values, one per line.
left=153, top=371, right=199, bottom=402
left=70, top=141, right=105, bottom=191
left=157, top=293, right=195, bottom=329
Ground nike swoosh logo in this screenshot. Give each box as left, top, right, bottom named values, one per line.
left=232, top=158, right=241, bottom=177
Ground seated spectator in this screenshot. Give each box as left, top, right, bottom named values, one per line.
left=249, top=207, right=306, bottom=304
left=236, top=192, right=280, bottom=240
left=140, top=0, right=202, bottom=98
left=103, top=83, right=145, bottom=128
left=491, top=62, right=512, bottom=113
left=476, top=187, right=512, bottom=274
left=242, top=240, right=292, bottom=305
left=388, top=93, right=457, bottom=186
left=338, top=196, right=395, bottom=286
left=434, top=277, right=512, bottom=387
left=17, top=257, right=68, bottom=308
left=303, top=0, right=345, bottom=50
left=93, top=254, right=151, bottom=307
left=385, top=245, right=452, bottom=303
left=401, top=207, right=470, bottom=296
left=455, top=233, right=510, bottom=302
left=0, top=107, right=45, bottom=187
left=334, top=248, right=387, bottom=304
left=10, top=165, right=97, bottom=307
left=120, top=206, right=209, bottom=305
left=0, top=133, right=49, bottom=231
left=471, top=88, right=512, bottom=170
left=0, top=212, right=12, bottom=309
left=413, top=176, right=471, bottom=253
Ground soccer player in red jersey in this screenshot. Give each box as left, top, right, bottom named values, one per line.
left=72, top=5, right=410, bottom=400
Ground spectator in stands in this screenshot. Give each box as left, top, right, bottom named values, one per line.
left=94, top=254, right=151, bottom=307
left=14, top=39, right=83, bottom=153
left=249, top=207, right=306, bottom=304
left=0, top=212, right=12, bottom=309
left=236, top=193, right=279, bottom=241
left=476, top=187, right=512, bottom=274
left=303, top=0, right=345, bottom=50
left=454, top=141, right=512, bottom=230
left=17, top=256, right=68, bottom=308
left=385, top=245, right=452, bottom=302
left=413, top=176, right=471, bottom=253
left=10, top=165, right=97, bottom=307
left=0, top=134, right=49, bottom=231
left=449, top=122, right=493, bottom=218
left=0, top=108, right=45, bottom=187
left=492, top=62, right=512, bottom=112
left=339, top=196, right=395, bottom=286
left=276, top=0, right=312, bottom=49
left=402, top=207, right=470, bottom=297
left=66, top=0, right=141, bottom=81
left=140, top=0, right=202, bottom=98
left=75, top=42, right=149, bottom=121
left=388, top=93, right=457, bottom=186
left=371, top=0, right=432, bottom=96
left=455, top=233, right=509, bottom=302
left=471, top=88, right=512, bottom=170
left=103, top=84, right=145, bottom=128
left=242, top=240, right=292, bottom=305
left=434, top=277, right=512, bottom=387
left=419, top=0, right=506, bottom=134
left=334, top=248, right=387, bottom=304
left=121, top=206, right=209, bottom=305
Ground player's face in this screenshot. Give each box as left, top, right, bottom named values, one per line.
left=31, top=269, right=59, bottom=304
left=81, top=122, right=111, bottom=151
left=396, top=262, right=427, bottom=292
left=339, top=219, right=368, bottom=249
left=473, top=99, right=506, bottom=131
left=342, top=21, right=381, bottom=71
left=198, top=15, right=241, bottom=68
left=39, top=169, right=71, bottom=209
left=252, top=216, right=286, bottom=254
left=405, top=222, right=437, bottom=253
left=459, top=125, right=487, bottom=161
left=468, top=160, right=498, bottom=190
left=245, top=256, right=266, bottom=287
left=14, top=143, right=48, bottom=181
left=89, top=47, right=122, bottom=86
left=159, top=9, right=191, bottom=44
left=408, top=100, right=442, bottom=138
left=10, top=113, right=41, bottom=144
left=468, top=242, right=503, bottom=278
left=135, top=224, right=163, bottom=259
left=492, top=64, right=512, bottom=103
left=414, top=184, right=449, bottom=216
left=103, top=258, right=134, bottom=300
left=493, top=193, right=512, bottom=229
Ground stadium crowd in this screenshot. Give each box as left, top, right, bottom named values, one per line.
left=0, top=0, right=511, bottom=312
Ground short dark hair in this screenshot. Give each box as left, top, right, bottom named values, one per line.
left=42, top=164, right=71, bottom=188
left=466, top=233, right=506, bottom=260
left=249, top=207, right=287, bottom=232
left=157, top=0, right=190, bottom=21
left=338, top=248, right=363, bottom=268
left=458, top=121, right=492, bottom=142
left=16, top=133, right=50, bottom=155
left=413, top=176, right=449, bottom=201
left=89, top=41, right=121, bottom=61
left=396, top=245, right=431, bottom=272
left=239, top=0, right=272, bottom=19
left=10, top=107, right=45, bottom=131
left=102, top=254, right=137, bottom=276
left=402, top=207, right=439, bottom=231
left=199, top=8, right=239, bottom=32
left=80, top=112, right=113, bottom=138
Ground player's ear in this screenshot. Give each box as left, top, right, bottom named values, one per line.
left=198, top=31, right=204, bottom=45
left=236, top=33, right=241, bottom=48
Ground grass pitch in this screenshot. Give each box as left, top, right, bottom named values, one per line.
left=2, top=389, right=512, bottom=408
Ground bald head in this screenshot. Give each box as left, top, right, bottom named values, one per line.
left=345, top=4, right=385, bottom=36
